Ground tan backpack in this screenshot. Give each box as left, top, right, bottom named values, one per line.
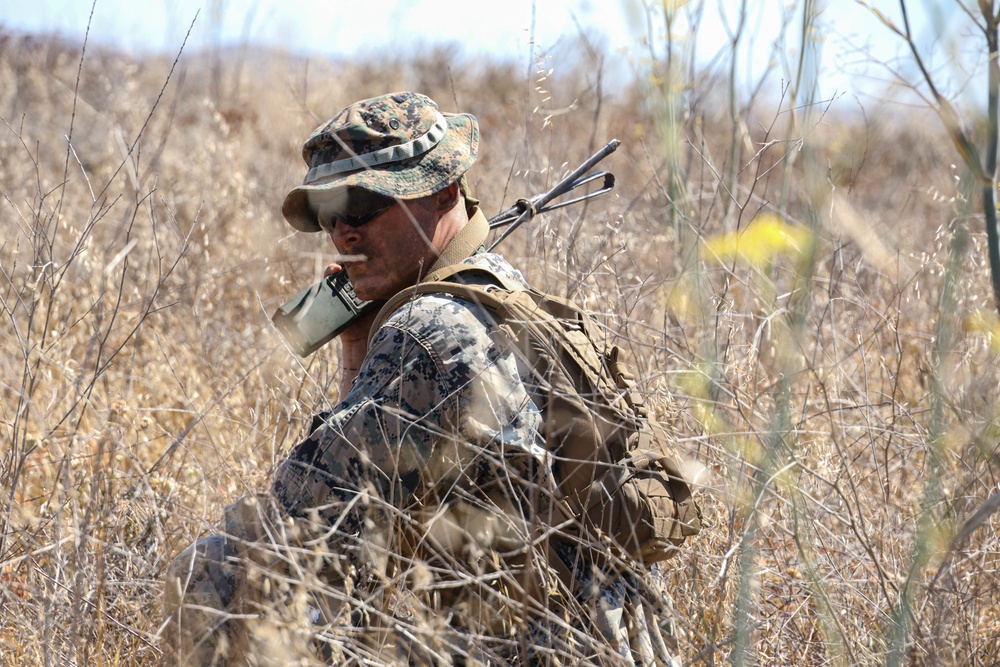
left=374, top=264, right=701, bottom=565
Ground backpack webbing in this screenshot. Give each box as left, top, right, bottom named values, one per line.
left=373, top=264, right=701, bottom=564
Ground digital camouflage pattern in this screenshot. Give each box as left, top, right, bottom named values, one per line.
left=163, top=248, right=682, bottom=666
left=282, top=91, right=479, bottom=232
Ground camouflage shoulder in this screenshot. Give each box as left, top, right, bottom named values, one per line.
left=462, top=252, right=529, bottom=289
left=377, top=292, right=498, bottom=340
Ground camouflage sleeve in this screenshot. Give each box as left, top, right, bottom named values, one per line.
left=270, top=292, right=542, bottom=535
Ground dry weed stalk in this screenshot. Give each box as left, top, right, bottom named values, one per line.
left=0, top=4, right=999, bottom=665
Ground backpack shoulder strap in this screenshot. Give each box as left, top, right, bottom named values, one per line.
left=369, top=264, right=514, bottom=344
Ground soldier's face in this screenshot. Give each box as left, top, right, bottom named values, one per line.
left=326, top=196, right=442, bottom=301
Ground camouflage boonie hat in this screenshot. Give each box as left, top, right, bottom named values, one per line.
left=282, top=91, right=479, bottom=232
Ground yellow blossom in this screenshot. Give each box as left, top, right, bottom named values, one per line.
left=964, top=309, right=1000, bottom=354
left=702, top=215, right=813, bottom=268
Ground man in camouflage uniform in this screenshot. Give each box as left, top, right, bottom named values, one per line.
left=163, top=92, right=679, bottom=666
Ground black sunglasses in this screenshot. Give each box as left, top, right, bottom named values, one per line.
left=318, top=189, right=397, bottom=231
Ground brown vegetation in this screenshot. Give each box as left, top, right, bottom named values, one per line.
left=1, top=20, right=998, bottom=667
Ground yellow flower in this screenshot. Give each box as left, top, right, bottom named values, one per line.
left=964, top=310, right=1000, bottom=354
left=702, top=215, right=813, bottom=268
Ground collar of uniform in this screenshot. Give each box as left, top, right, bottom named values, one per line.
left=426, top=206, right=489, bottom=277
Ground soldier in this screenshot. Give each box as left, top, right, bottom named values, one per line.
left=163, top=91, right=681, bottom=666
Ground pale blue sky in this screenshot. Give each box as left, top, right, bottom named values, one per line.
left=0, top=0, right=971, bottom=103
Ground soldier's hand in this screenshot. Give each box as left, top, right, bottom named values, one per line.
left=323, top=263, right=378, bottom=345
left=325, top=262, right=378, bottom=397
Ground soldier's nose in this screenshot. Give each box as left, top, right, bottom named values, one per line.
left=333, top=222, right=362, bottom=247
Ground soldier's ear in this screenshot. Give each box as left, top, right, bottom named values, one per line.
left=432, top=181, right=460, bottom=212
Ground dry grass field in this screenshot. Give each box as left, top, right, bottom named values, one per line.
left=2, top=14, right=1000, bottom=667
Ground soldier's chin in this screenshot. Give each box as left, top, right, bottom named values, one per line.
left=349, top=275, right=383, bottom=302
left=350, top=267, right=414, bottom=301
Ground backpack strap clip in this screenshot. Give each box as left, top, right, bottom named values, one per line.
left=606, top=345, right=648, bottom=419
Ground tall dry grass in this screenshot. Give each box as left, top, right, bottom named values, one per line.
left=1, top=10, right=999, bottom=666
